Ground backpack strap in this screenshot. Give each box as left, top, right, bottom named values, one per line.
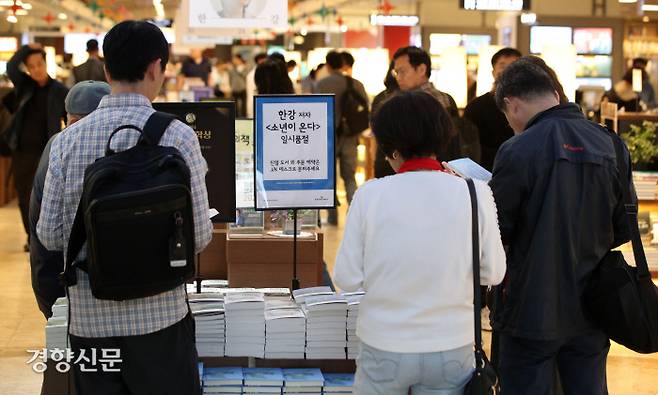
left=139, top=111, right=177, bottom=146
left=61, top=111, right=178, bottom=287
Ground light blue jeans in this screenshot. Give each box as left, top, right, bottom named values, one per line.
left=355, top=342, right=474, bottom=395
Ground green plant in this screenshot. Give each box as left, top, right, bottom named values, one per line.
left=621, top=121, right=658, bottom=165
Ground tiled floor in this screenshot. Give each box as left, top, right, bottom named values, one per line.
left=0, top=200, right=656, bottom=394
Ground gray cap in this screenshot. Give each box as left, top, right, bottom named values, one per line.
left=65, top=80, right=111, bottom=115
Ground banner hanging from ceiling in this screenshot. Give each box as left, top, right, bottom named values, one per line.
left=189, top=0, right=288, bottom=29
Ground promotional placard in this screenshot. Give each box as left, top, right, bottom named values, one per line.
left=153, top=102, right=236, bottom=223
left=235, top=118, right=255, bottom=209
left=254, top=95, right=335, bottom=210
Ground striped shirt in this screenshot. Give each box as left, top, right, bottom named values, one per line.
left=37, top=93, right=213, bottom=338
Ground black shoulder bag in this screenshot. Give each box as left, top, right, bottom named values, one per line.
left=583, top=133, right=658, bottom=354
left=463, top=178, right=499, bottom=394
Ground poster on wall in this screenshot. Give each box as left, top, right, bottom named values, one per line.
left=153, top=102, right=237, bottom=223
left=188, top=0, right=287, bottom=29
left=254, top=95, right=335, bottom=210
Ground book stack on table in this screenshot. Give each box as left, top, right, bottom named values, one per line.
left=190, top=292, right=226, bottom=357
left=341, top=291, right=364, bottom=360
left=301, top=294, right=348, bottom=360
left=203, top=366, right=244, bottom=395
left=224, top=292, right=266, bottom=358
left=322, top=373, right=355, bottom=394
left=265, top=299, right=307, bottom=359
left=282, top=368, right=324, bottom=395
left=242, top=367, right=285, bottom=395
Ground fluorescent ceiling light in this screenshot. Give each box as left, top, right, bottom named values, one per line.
left=643, top=4, right=658, bottom=11
left=58, top=13, right=67, bottom=20
left=369, top=14, right=419, bottom=26
left=618, top=0, right=637, bottom=3
left=6, top=14, right=17, bottom=23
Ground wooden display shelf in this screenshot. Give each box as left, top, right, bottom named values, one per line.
left=226, top=232, right=324, bottom=288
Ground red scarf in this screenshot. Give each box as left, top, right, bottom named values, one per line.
left=397, top=158, right=445, bottom=174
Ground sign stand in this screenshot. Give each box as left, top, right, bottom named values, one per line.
left=291, top=209, right=300, bottom=290
left=253, top=94, right=336, bottom=292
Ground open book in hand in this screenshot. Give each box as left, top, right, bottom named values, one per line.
left=445, top=158, right=492, bottom=182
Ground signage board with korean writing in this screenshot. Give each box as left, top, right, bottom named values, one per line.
left=188, top=0, right=287, bottom=29
left=235, top=118, right=254, bottom=208
left=153, top=101, right=236, bottom=223
left=460, top=0, right=530, bottom=11
left=254, top=95, right=335, bottom=210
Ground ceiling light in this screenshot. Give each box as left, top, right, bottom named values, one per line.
left=643, top=4, right=658, bottom=11
left=520, top=12, right=537, bottom=25
left=618, top=0, right=637, bottom=3
left=644, top=15, right=651, bottom=22
left=340, top=25, right=348, bottom=32
left=300, top=28, right=307, bottom=36
left=16, top=9, right=27, bottom=15
left=21, top=2, right=31, bottom=10
left=58, top=13, right=67, bottom=20
left=369, top=14, right=419, bottom=26
left=6, top=14, right=17, bottom=23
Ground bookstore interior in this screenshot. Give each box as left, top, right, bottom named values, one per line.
left=0, top=0, right=658, bottom=394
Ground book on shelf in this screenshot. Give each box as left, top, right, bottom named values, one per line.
left=283, top=368, right=324, bottom=387
left=242, top=367, right=285, bottom=387
left=203, top=366, right=244, bottom=386
left=322, top=373, right=355, bottom=393
left=292, top=286, right=334, bottom=303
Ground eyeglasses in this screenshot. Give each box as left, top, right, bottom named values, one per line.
left=392, top=66, right=416, bottom=79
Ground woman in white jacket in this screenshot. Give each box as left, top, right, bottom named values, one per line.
left=334, top=90, right=506, bottom=395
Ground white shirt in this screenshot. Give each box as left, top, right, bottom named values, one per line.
left=334, top=171, right=506, bottom=353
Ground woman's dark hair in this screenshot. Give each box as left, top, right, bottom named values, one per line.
left=103, top=20, right=169, bottom=82
left=255, top=59, right=294, bottom=94
left=373, top=91, right=454, bottom=160
left=383, top=60, right=399, bottom=91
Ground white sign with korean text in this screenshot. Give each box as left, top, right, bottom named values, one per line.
left=254, top=95, right=335, bottom=210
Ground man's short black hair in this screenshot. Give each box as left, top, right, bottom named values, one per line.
left=254, top=53, right=267, bottom=63
left=103, top=20, right=169, bottom=83
left=373, top=91, right=454, bottom=159
left=341, top=52, right=355, bottom=68
left=633, top=57, right=648, bottom=69
left=491, top=47, right=521, bottom=67
left=326, top=51, right=343, bottom=70
left=392, top=46, right=431, bottom=78
left=269, top=52, right=285, bottom=63
left=86, top=39, right=99, bottom=53
left=494, top=58, right=557, bottom=111
left=25, top=48, right=46, bottom=62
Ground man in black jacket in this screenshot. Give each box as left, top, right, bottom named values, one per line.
left=7, top=43, right=67, bottom=249
left=490, top=58, right=633, bottom=394
left=29, top=80, right=111, bottom=319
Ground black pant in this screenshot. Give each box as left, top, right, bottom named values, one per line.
left=69, top=313, right=200, bottom=395
left=12, top=150, right=40, bottom=236
left=498, top=330, right=609, bottom=395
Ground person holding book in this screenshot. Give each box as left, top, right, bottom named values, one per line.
left=334, top=90, right=506, bottom=395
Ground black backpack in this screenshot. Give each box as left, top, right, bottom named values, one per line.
left=340, top=77, right=369, bottom=137
left=63, top=112, right=196, bottom=301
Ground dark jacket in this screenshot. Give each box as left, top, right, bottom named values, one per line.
left=72, top=57, right=106, bottom=83
left=490, top=104, right=633, bottom=340
left=28, top=135, right=64, bottom=319
left=6, top=45, right=68, bottom=151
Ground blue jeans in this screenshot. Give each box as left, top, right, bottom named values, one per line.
left=355, top=342, right=474, bottom=395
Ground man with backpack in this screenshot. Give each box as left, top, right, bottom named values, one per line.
left=313, top=51, right=369, bottom=225
left=37, top=20, right=212, bottom=394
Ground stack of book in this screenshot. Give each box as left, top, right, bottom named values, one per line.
left=322, top=373, right=355, bottom=394
left=265, top=300, right=306, bottom=359
left=203, top=367, right=244, bottom=395
left=189, top=292, right=225, bottom=357
left=45, top=297, right=68, bottom=351
left=342, top=291, right=365, bottom=359
left=302, top=294, right=348, bottom=359
left=633, top=172, right=658, bottom=200
left=282, top=368, right=324, bottom=394
left=242, top=367, right=284, bottom=395
left=224, top=292, right=266, bottom=358
left=292, top=286, right=334, bottom=304
left=259, top=288, right=293, bottom=301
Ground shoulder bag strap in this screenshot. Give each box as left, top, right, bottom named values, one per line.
left=609, top=131, right=651, bottom=280
left=465, top=177, right=486, bottom=366
left=139, top=111, right=177, bottom=146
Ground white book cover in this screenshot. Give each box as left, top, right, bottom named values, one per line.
left=265, top=309, right=305, bottom=320
left=292, top=286, right=333, bottom=303
left=446, top=158, right=492, bottom=182
left=265, top=300, right=301, bottom=310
